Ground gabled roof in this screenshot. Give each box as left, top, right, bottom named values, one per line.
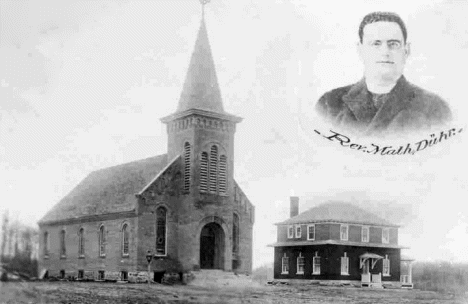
left=176, top=17, right=224, bottom=114
left=278, top=201, right=398, bottom=227
left=39, top=154, right=168, bottom=224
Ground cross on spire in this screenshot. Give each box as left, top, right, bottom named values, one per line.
left=200, top=0, right=211, bottom=18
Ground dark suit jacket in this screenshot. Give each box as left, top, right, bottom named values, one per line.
left=316, top=76, right=452, bottom=136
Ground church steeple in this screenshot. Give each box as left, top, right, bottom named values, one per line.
left=176, top=9, right=224, bottom=114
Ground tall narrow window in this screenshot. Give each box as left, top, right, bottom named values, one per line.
left=99, top=225, right=105, bottom=257
left=382, top=228, right=390, bottom=244
left=184, top=142, right=191, bottom=192
left=281, top=253, right=289, bottom=274
left=156, top=207, right=167, bottom=256
left=362, top=226, right=369, bottom=243
left=341, top=252, right=349, bottom=275
left=232, top=213, right=239, bottom=254
left=209, top=145, right=218, bottom=193
left=287, top=225, right=294, bottom=239
left=43, top=231, right=49, bottom=257
left=200, top=152, right=208, bottom=192
left=313, top=252, right=321, bottom=275
left=218, top=155, right=227, bottom=194
left=383, top=255, right=390, bottom=276
left=122, top=224, right=129, bottom=256
left=60, top=230, right=66, bottom=257
left=296, top=253, right=305, bottom=275
left=78, top=228, right=84, bottom=257
left=295, top=225, right=301, bottom=238
left=340, top=225, right=349, bottom=241
left=307, top=224, right=315, bottom=241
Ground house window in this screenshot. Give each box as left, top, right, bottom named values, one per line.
left=281, top=254, right=289, bottom=274
left=60, top=270, right=65, bottom=279
left=78, top=228, right=84, bottom=257
left=99, top=225, right=106, bottom=257
left=307, top=224, right=315, bottom=240
left=383, top=255, right=390, bottom=276
left=209, top=145, right=218, bottom=193
left=60, top=230, right=66, bottom=257
left=43, top=231, right=49, bottom=257
left=122, top=223, right=129, bottom=256
left=77, top=270, right=84, bottom=280
left=287, top=225, right=294, bottom=239
left=296, top=253, right=305, bottom=275
left=341, top=252, right=349, bottom=275
left=313, top=252, right=321, bottom=275
left=340, top=225, right=348, bottom=241
left=232, top=213, right=239, bottom=254
left=156, top=207, right=167, bottom=256
left=184, top=142, right=191, bottom=192
left=218, top=155, right=227, bottom=194
left=362, top=226, right=369, bottom=243
left=382, top=228, right=390, bottom=244
left=200, top=152, right=208, bottom=192
left=295, top=225, right=301, bottom=238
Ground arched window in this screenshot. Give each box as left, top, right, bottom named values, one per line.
left=200, top=152, right=208, bottom=192
left=122, top=224, right=129, bottom=256
left=209, top=145, right=218, bottom=193
left=156, top=207, right=167, bottom=256
left=78, top=228, right=84, bottom=257
left=60, top=230, right=66, bottom=257
left=99, top=225, right=105, bottom=257
left=232, top=213, right=239, bottom=254
left=218, top=155, right=227, bottom=194
left=184, top=142, right=191, bottom=192
left=43, top=231, right=49, bottom=257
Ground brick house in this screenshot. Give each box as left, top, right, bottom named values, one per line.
left=270, top=197, right=410, bottom=287
left=37, top=15, right=254, bottom=282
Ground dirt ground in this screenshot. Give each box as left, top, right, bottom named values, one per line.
left=0, top=281, right=467, bottom=304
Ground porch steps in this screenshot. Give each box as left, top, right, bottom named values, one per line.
left=189, top=269, right=260, bottom=288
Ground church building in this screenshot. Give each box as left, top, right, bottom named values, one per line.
left=38, top=11, right=254, bottom=282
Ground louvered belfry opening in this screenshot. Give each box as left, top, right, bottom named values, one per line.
left=184, top=142, right=191, bottom=191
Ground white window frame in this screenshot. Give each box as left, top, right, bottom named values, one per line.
left=340, top=224, right=349, bottom=241
left=382, top=228, right=390, bottom=244
left=307, top=224, right=315, bottom=241
left=295, top=224, right=302, bottom=238
left=383, top=255, right=390, bottom=276
left=281, top=253, right=289, bottom=274
left=287, top=225, right=294, bottom=239
left=362, top=226, right=369, bottom=243
left=341, top=252, right=349, bottom=275
left=296, top=253, right=305, bottom=275
left=312, top=252, right=321, bottom=275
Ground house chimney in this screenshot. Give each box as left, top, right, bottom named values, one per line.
left=290, top=196, right=299, bottom=218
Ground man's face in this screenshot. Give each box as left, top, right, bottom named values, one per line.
left=358, top=21, right=410, bottom=83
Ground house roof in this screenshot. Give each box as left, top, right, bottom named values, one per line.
left=277, top=201, right=398, bottom=227
left=39, top=154, right=168, bottom=224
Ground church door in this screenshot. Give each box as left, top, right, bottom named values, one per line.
left=200, top=223, right=225, bottom=269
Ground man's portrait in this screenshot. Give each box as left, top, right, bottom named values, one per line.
left=315, top=12, right=452, bottom=136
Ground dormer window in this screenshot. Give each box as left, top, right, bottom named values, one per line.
left=362, top=226, right=369, bottom=243
left=295, top=225, right=301, bottom=238
left=307, top=224, right=315, bottom=241
left=382, top=228, right=390, bottom=244
left=287, top=225, right=294, bottom=239
left=340, top=224, right=348, bottom=241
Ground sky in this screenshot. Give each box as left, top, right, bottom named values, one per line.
left=1, top=0, right=467, bottom=268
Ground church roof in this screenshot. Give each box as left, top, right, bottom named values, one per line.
left=176, top=17, right=224, bottom=114
left=39, top=154, right=168, bottom=224
left=278, top=201, right=398, bottom=227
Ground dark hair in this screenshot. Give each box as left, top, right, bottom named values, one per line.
left=358, top=12, right=407, bottom=43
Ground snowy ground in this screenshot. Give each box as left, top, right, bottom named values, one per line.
left=0, top=281, right=466, bottom=304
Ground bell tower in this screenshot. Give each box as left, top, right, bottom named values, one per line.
left=161, top=3, right=242, bottom=198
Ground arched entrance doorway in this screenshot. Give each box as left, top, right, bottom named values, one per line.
left=199, top=222, right=225, bottom=269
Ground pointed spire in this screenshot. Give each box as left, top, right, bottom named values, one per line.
left=176, top=7, right=224, bottom=114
